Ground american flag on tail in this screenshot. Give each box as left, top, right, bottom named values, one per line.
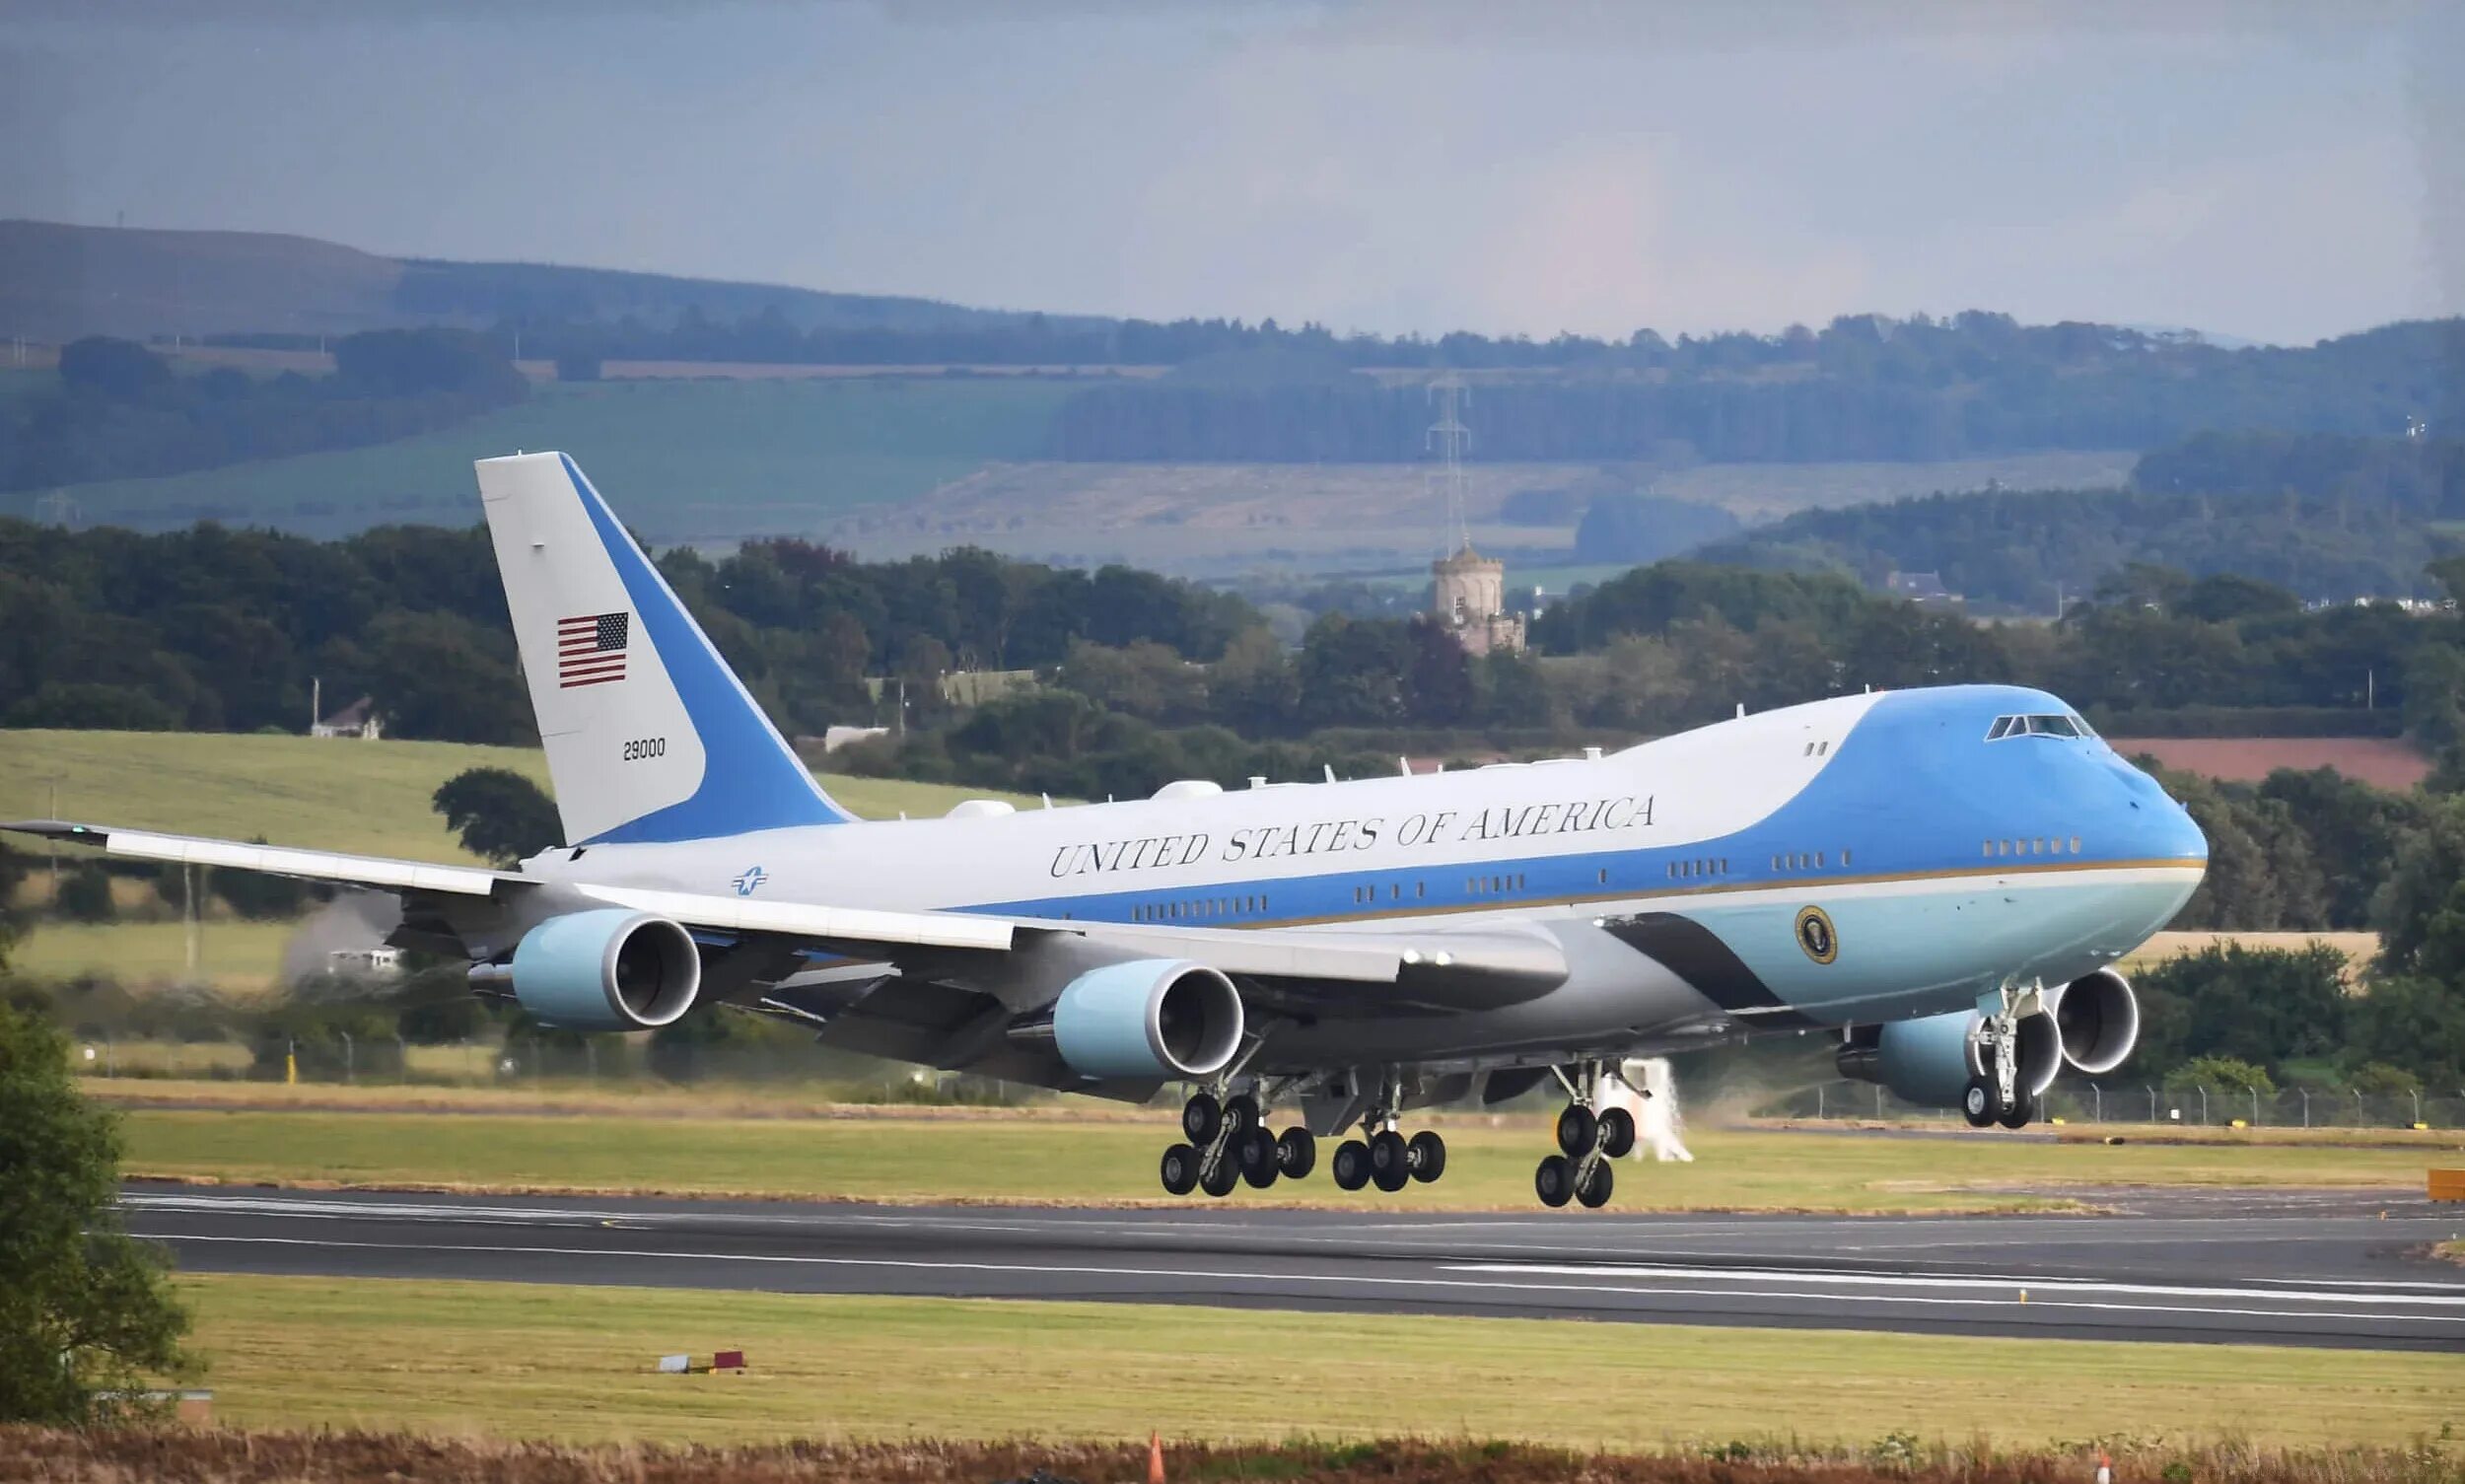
left=558, top=611, right=630, bottom=688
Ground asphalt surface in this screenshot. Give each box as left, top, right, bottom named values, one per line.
left=123, top=1181, right=2465, bottom=1351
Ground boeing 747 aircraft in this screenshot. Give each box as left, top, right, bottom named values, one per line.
left=9, top=454, right=2208, bottom=1207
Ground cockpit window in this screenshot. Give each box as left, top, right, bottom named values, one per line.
left=1987, top=713, right=2093, bottom=741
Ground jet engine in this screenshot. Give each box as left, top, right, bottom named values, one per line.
left=1049, top=957, right=1244, bottom=1080
left=501, top=908, right=703, bottom=1031
left=2051, top=967, right=2139, bottom=1075
left=1836, top=1005, right=2060, bottom=1108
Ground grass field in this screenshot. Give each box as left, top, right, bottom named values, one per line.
left=170, top=1272, right=2462, bottom=1448
left=12, top=920, right=298, bottom=992
left=43, top=378, right=1077, bottom=541
left=117, top=1107, right=2448, bottom=1210
left=0, top=729, right=1039, bottom=865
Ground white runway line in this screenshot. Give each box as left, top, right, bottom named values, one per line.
left=125, top=1231, right=2465, bottom=1331
left=1445, top=1261, right=2465, bottom=1308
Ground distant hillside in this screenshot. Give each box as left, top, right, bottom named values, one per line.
left=0, top=219, right=1061, bottom=344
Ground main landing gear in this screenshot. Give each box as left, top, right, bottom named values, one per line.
left=1159, top=1090, right=1317, bottom=1199
left=1960, top=989, right=2045, bottom=1131
left=1533, top=1060, right=1637, bottom=1211
left=1160, top=1071, right=1449, bottom=1199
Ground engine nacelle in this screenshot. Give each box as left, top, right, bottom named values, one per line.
left=1051, top=958, right=1243, bottom=1080
left=1837, top=1005, right=2061, bottom=1109
left=2052, top=967, right=2140, bottom=1076
left=507, top=908, right=702, bottom=1031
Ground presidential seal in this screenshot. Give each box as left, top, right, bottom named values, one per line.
left=1795, top=904, right=1839, bottom=965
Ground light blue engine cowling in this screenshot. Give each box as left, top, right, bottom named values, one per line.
left=508, top=908, right=703, bottom=1031
left=1836, top=969, right=2140, bottom=1106
left=1051, top=958, right=1244, bottom=1080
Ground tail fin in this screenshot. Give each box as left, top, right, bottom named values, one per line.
left=475, top=452, right=854, bottom=845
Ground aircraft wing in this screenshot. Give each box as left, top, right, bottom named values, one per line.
left=3, top=819, right=1564, bottom=1010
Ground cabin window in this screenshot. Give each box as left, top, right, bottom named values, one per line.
left=1416, top=881, right=1426, bottom=898
left=2071, top=836, right=2081, bottom=854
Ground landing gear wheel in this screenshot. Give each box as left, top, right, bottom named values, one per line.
left=1369, top=1129, right=1412, bottom=1192
left=1236, top=1126, right=1281, bottom=1187
left=1596, top=1106, right=1637, bottom=1159
left=1223, top=1093, right=1262, bottom=1139
left=1276, top=1126, right=1317, bottom=1179
left=1997, top=1089, right=2043, bottom=1130
left=1960, top=1076, right=1997, bottom=1129
left=1534, top=1154, right=1575, bottom=1209
left=1199, top=1153, right=1239, bottom=1198
left=1407, top=1130, right=1447, bottom=1183
left=1555, top=1103, right=1597, bottom=1157
left=1160, top=1142, right=1200, bottom=1196
left=1575, top=1158, right=1615, bottom=1209
left=1331, top=1139, right=1372, bottom=1191
left=1182, top=1092, right=1224, bottom=1145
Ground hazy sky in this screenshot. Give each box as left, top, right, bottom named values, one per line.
left=4, top=2, right=2458, bottom=345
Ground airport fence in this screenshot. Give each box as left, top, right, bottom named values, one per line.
left=1773, top=1078, right=2465, bottom=1131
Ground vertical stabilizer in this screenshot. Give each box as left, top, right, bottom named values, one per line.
left=475, top=452, right=853, bottom=845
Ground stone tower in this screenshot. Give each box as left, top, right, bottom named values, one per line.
left=1431, top=542, right=1526, bottom=657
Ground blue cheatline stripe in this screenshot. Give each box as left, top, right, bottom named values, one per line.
left=560, top=455, right=855, bottom=842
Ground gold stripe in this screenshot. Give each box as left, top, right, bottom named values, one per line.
left=1092, top=857, right=2203, bottom=933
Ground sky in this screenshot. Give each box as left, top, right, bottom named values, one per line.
left=3, top=1, right=2458, bottom=346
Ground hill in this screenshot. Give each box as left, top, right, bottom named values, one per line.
left=35, top=377, right=1077, bottom=540
left=0, top=730, right=1042, bottom=866
left=0, top=219, right=1058, bottom=345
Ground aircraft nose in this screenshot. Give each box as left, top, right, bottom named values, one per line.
left=2110, top=757, right=2208, bottom=865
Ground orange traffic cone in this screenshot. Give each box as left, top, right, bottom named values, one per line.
left=1148, top=1431, right=1166, bottom=1484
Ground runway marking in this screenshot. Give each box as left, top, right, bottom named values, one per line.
left=1446, top=1262, right=2465, bottom=1308
left=130, top=1232, right=2465, bottom=1332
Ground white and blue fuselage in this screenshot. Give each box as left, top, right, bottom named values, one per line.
left=529, top=682, right=2206, bottom=1072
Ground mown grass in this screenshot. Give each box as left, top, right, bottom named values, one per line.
left=162, top=1273, right=2464, bottom=1449
left=12, top=920, right=299, bottom=993
left=47, top=377, right=1076, bottom=540
left=0, top=729, right=1039, bottom=866
left=117, top=1107, right=2446, bottom=1211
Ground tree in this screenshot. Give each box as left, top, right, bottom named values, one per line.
left=0, top=1005, right=195, bottom=1423
left=56, top=337, right=172, bottom=402
left=432, top=768, right=562, bottom=867
left=2163, top=1054, right=2275, bottom=1095
left=53, top=861, right=115, bottom=924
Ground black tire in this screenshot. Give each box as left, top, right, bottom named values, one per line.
left=1597, top=1106, right=1637, bottom=1159
left=1534, top=1154, right=1574, bottom=1208
left=1223, top=1093, right=1261, bottom=1138
left=1961, top=1076, right=1997, bottom=1128
left=1555, top=1103, right=1596, bottom=1157
left=1276, top=1126, right=1316, bottom=1179
left=1369, top=1129, right=1411, bottom=1192
left=1576, top=1158, right=1615, bottom=1209
left=1237, top=1125, right=1281, bottom=1187
left=1407, top=1130, right=1447, bottom=1183
left=1330, top=1139, right=1372, bottom=1191
left=1182, top=1092, right=1223, bottom=1145
left=1199, top=1152, right=1239, bottom=1198
left=1160, top=1142, right=1200, bottom=1196
left=1998, top=1089, right=2042, bottom=1130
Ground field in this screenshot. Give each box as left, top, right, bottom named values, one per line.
left=13, top=920, right=298, bottom=994
left=0, top=729, right=1038, bottom=865
left=2121, top=931, right=2381, bottom=977
left=43, top=377, right=1077, bottom=542
left=2110, top=738, right=2432, bottom=791
left=114, top=1106, right=2449, bottom=1210
left=821, top=449, right=2138, bottom=579
left=146, top=1272, right=2465, bottom=1448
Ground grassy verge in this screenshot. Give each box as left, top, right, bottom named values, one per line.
left=0, top=729, right=1039, bottom=868
left=119, top=1107, right=2441, bottom=1211
left=168, top=1273, right=2463, bottom=1449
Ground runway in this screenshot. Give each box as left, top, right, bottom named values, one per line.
left=123, top=1181, right=2465, bottom=1351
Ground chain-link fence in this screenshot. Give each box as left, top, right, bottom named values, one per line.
left=62, top=1031, right=1045, bottom=1104
left=1770, top=1079, right=2465, bottom=1130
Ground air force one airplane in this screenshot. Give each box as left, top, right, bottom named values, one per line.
left=9, top=454, right=2208, bottom=1207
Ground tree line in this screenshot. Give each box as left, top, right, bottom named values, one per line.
left=1700, top=432, right=2465, bottom=608
left=0, top=332, right=528, bottom=496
